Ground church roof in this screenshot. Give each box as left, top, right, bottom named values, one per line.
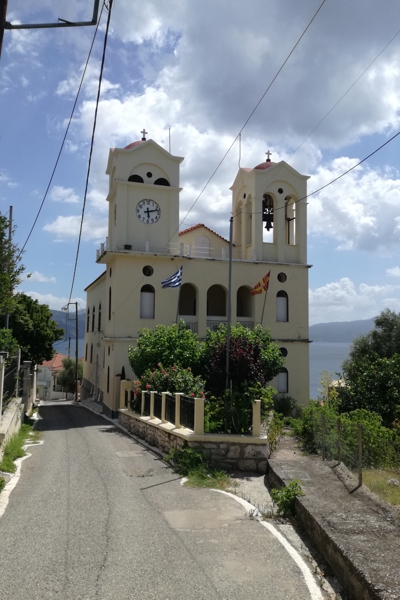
left=254, top=160, right=276, bottom=170
left=179, top=223, right=229, bottom=243
left=124, top=140, right=146, bottom=150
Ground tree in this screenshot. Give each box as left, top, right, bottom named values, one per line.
left=8, top=294, right=64, bottom=364
left=339, top=309, right=400, bottom=427
left=0, top=213, right=25, bottom=319
left=199, top=324, right=284, bottom=397
left=0, top=328, right=18, bottom=366
left=57, top=357, right=83, bottom=394
left=128, top=320, right=201, bottom=377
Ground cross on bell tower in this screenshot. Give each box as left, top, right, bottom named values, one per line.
left=265, top=150, right=272, bottom=162
left=141, top=129, right=148, bottom=141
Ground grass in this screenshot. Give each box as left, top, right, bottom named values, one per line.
left=164, top=446, right=232, bottom=489
left=362, top=469, right=400, bottom=506
left=0, top=423, right=41, bottom=474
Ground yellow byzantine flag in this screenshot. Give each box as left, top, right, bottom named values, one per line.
left=251, top=271, right=271, bottom=296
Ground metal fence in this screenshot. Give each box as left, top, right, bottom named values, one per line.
left=310, top=411, right=400, bottom=486
left=180, top=395, right=195, bottom=430
left=153, top=392, right=162, bottom=419
left=143, top=392, right=150, bottom=417
left=165, top=393, right=176, bottom=424
left=2, top=358, right=18, bottom=411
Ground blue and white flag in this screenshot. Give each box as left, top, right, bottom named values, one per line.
left=161, top=266, right=183, bottom=289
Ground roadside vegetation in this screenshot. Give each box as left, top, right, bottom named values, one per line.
left=291, top=309, right=400, bottom=506
left=0, top=423, right=41, bottom=474
left=164, top=446, right=232, bottom=489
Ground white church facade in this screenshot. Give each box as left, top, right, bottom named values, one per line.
left=82, top=136, right=311, bottom=417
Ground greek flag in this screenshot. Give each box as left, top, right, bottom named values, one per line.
left=161, top=266, right=183, bottom=289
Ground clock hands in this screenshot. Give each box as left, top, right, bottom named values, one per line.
left=144, top=207, right=158, bottom=219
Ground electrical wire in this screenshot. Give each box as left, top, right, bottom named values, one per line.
left=110, top=0, right=327, bottom=315
left=68, top=0, right=113, bottom=303
left=18, top=1, right=106, bottom=257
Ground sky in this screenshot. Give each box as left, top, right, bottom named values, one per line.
left=1, top=0, right=400, bottom=326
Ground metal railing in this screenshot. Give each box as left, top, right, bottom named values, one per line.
left=179, top=395, right=195, bottom=430
left=165, top=393, right=176, bottom=424
left=153, top=392, right=162, bottom=419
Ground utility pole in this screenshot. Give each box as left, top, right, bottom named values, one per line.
left=4, top=205, right=12, bottom=329
left=68, top=337, right=71, bottom=358
left=0, top=0, right=8, bottom=59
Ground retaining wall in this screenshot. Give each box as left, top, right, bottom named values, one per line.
left=0, top=399, right=24, bottom=462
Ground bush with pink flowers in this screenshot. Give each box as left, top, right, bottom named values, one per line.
left=135, top=363, right=205, bottom=398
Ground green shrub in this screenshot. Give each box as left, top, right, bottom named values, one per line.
left=270, top=479, right=304, bottom=517
left=0, top=477, right=5, bottom=493
left=273, top=394, right=297, bottom=417
left=135, top=363, right=205, bottom=397
left=266, top=412, right=285, bottom=457
left=164, top=446, right=231, bottom=488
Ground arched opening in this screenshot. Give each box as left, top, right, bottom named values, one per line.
left=98, top=303, right=102, bottom=332
left=245, top=198, right=252, bottom=247
left=234, top=201, right=242, bottom=246
left=107, top=366, right=110, bottom=393
left=179, top=283, right=197, bottom=316
left=85, top=343, right=88, bottom=361
left=90, top=343, right=93, bottom=363
left=276, top=291, right=288, bottom=322
left=236, top=286, right=253, bottom=318
left=154, top=177, right=170, bottom=186
left=194, top=235, right=210, bottom=257
left=91, top=307, right=95, bottom=332
left=128, top=174, right=144, bottom=183
left=108, top=287, right=112, bottom=320
left=277, top=368, right=288, bottom=393
left=207, top=285, right=226, bottom=316
left=86, top=309, right=90, bottom=332
left=285, top=196, right=296, bottom=245
left=262, top=193, right=274, bottom=243
left=140, top=285, right=155, bottom=319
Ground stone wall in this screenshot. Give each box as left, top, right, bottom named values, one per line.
left=119, top=409, right=268, bottom=473
left=0, top=399, right=24, bottom=462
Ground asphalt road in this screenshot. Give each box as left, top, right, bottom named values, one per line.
left=0, top=403, right=321, bottom=600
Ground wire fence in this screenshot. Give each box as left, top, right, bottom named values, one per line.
left=310, top=411, right=400, bottom=486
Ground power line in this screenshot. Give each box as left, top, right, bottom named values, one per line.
left=68, top=0, right=113, bottom=303
left=110, top=0, right=327, bottom=316
left=19, top=1, right=106, bottom=257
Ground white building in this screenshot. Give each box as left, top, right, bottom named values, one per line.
left=82, top=136, right=310, bottom=417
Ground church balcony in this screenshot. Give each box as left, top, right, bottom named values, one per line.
left=96, top=239, right=244, bottom=261
left=176, top=316, right=198, bottom=334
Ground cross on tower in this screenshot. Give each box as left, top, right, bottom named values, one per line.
left=265, top=150, right=272, bottom=162
left=141, top=129, right=148, bottom=141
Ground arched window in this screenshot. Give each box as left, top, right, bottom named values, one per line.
left=207, top=285, right=226, bottom=316
left=140, top=285, right=155, bottom=319
left=236, top=286, right=252, bottom=318
left=245, top=198, right=252, bottom=246
left=91, top=307, right=95, bottom=332
left=98, top=303, right=102, bottom=332
left=86, top=308, right=90, bottom=332
left=277, top=368, right=288, bottom=393
left=107, top=366, right=110, bottom=393
left=262, top=193, right=274, bottom=243
left=154, top=177, right=170, bottom=186
left=85, top=343, right=88, bottom=361
left=108, top=287, right=112, bottom=320
left=276, top=291, right=288, bottom=322
left=285, top=196, right=296, bottom=245
left=90, top=343, right=93, bottom=363
left=128, top=174, right=144, bottom=183
left=179, top=283, right=197, bottom=316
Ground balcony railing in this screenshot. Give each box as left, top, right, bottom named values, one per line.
left=96, top=239, right=245, bottom=261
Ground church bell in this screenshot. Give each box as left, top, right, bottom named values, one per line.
left=262, top=194, right=274, bottom=231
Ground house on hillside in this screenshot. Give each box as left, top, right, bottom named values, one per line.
left=82, top=134, right=311, bottom=417
left=37, top=353, right=68, bottom=401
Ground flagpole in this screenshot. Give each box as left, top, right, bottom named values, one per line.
left=225, top=216, right=233, bottom=433
left=176, top=285, right=182, bottom=324
left=260, top=288, right=268, bottom=326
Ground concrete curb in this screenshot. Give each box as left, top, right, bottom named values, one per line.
left=267, top=458, right=391, bottom=600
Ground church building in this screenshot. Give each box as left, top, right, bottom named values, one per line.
left=82, top=134, right=310, bottom=417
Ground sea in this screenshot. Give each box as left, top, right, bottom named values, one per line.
left=309, top=342, right=351, bottom=400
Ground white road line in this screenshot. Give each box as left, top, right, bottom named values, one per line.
left=0, top=441, right=44, bottom=519
left=214, top=489, right=324, bottom=600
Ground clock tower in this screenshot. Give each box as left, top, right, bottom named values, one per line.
left=105, top=135, right=184, bottom=253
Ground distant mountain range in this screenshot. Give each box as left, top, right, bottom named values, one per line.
left=309, top=318, right=375, bottom=343
left=49, top=309, right=376, bottom=347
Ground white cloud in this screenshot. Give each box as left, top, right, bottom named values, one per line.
left=308, top=159, right=400, bottom=252
left=386, top=266, right=400, bottom=277
left=50, top=185, right=79, bottom=204
left=43, top=214, right=107, bottom=242
left=23, top=292, right=86, bottom=311
left=309, top=277, right=400, bottom=325
left=22, top=271, right=56, bottom=283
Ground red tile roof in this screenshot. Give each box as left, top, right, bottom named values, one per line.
left=41, top=353, right=68, bottom=372
left=179, top=223, right=229, bottom=243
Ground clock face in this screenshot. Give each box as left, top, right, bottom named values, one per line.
left=136, top=200, right=161, bottom=224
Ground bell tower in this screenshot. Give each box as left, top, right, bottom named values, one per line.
left=230, top=153, right=309, bottom=264
left=105, top=134, right=184, bottom=254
